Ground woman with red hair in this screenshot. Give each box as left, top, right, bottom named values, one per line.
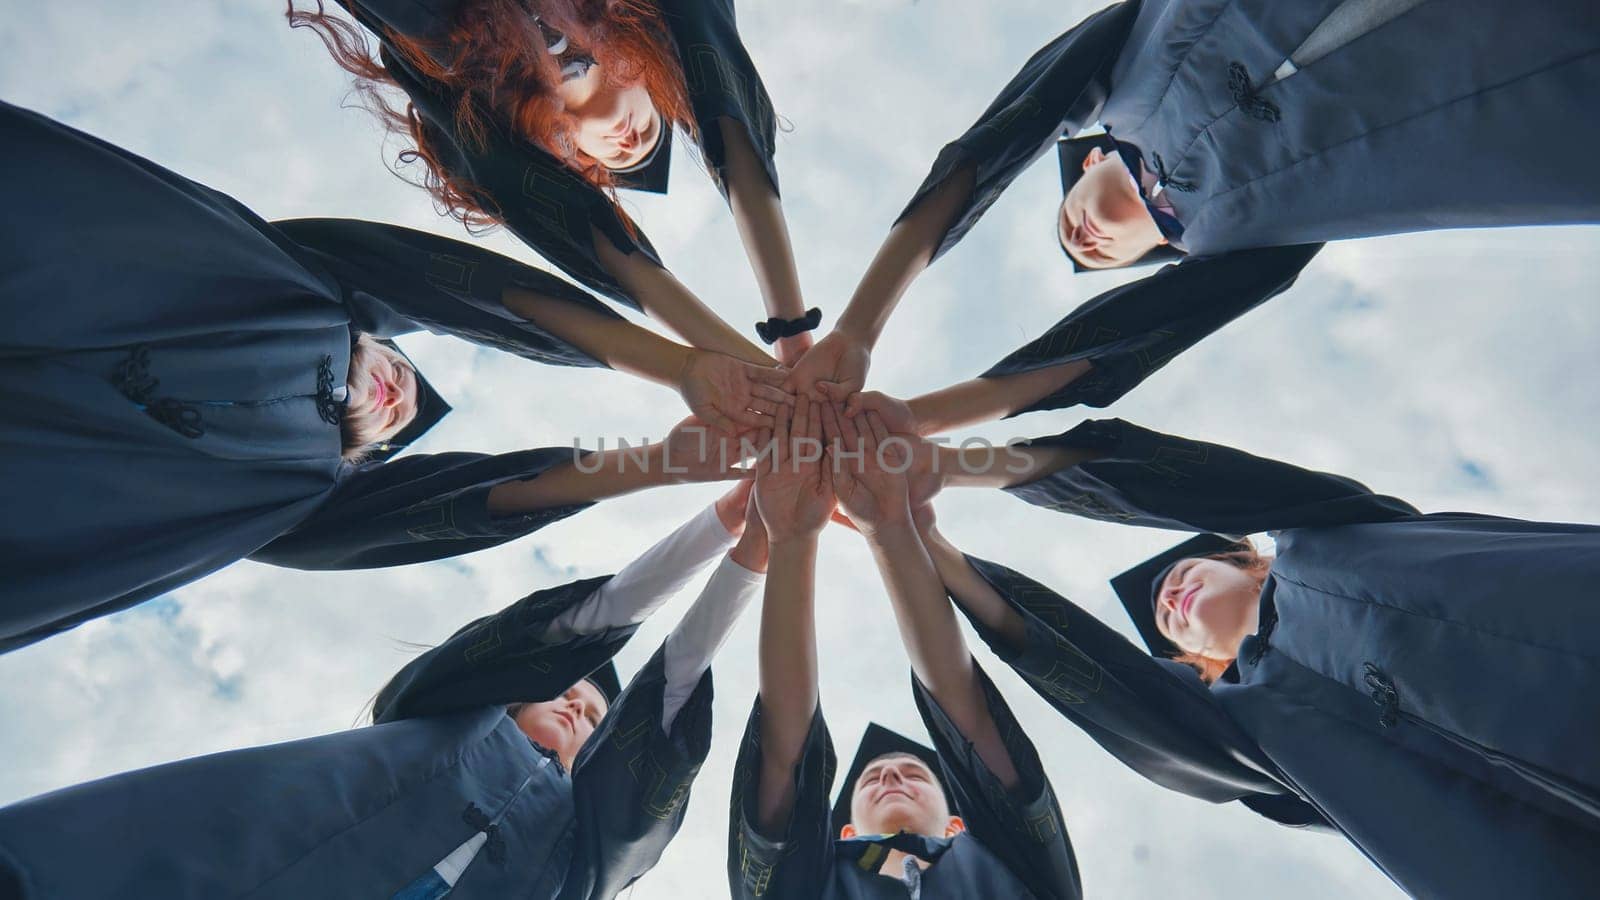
left=290, top=0, right=815, bottom=367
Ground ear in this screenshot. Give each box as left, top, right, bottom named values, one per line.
left=840, top=823, right=857, bottom=839
left=943, top=816, right=966, bottom=838
left=1082, top=147, right=1104, bottom=171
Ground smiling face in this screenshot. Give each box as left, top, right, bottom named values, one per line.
left=511, top=679, right=609, bottom=771
left=1154, top=556, right=1265, bottom=661
left=1059, top=146, right=1167, bottom=269
left=846, top=753, right=955, bottom=838
left=559, top=66, right=663, bottom=171
left=344, top=336, right=419, bottom=448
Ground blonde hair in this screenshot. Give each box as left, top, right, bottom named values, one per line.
left=341, top=334, right=415, bottom=462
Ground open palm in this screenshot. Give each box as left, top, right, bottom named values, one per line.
left=679, top=349, right=794, bottom=437
left=822, top=404, right=912, bottom=534
left=754, top=400, right=835, bottom=544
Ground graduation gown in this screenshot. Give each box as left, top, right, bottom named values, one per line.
left=971, top=418, right=1600, bottom=897
left=335, top=0, right=780, bottom=308
left=901, top=0, right=1600, bottom=414
left=0, top=577, right=714, bottom=900
left=726, top=666, right=1081, bottom=900
left=0, top=101, right=619, bottom=653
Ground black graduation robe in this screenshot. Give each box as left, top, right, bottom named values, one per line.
left=726, top=666, right=1081, bottom=899
left=900, top=0, right=1600, bottom=414
left=0, top=101, right=618, bottom=653
left=968, top=417, right=1600, bottom=897
left=333, top=0, right=779, bottom=309
left=0, top=577, right=713, bottom=899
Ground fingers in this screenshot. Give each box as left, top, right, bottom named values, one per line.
left=746, top=364, right=791, bottom=385
left=840, top=388, right=874, bottom=418
left=748, top=398, right=782, bottom=417
left=772, top=403, right=790, bottom=471
left=865, top=411, right=890, bottom=445
left=752, top=383, right=795, bottom=404
left=702, top=408, right=742, bottom=439
left=805, top=398, right=822, bottom=447
left=819, top=397, right=843, bottom=445
left=792, top=397, right=811, bottom=455
left=837, top=405, right=862, bottom=453
left=858, top=413, right=879, bottom=462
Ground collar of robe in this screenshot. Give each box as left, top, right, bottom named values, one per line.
left=836, top=831, right=955, bottom=872
left=1057, top=134, right=1188, bottom=272
left=610, top=123, right=673, bottom=194
left=829, top=723, right=961, bottom=830
left=366, top=339, right=452, bottom=463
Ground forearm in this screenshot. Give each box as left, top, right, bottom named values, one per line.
left=504, top=284, right=690, bottom=387
left=919, top=525, right=1028, bottom=652
left=866, top=522, right=1020, bottom=789
left=720, top=119, right=806, bottom=322
left=592, top=226, right=777, bottom=366
left=662, top=554, right=764, bottom=731
left=755, top=537, right=820, bottom=834
left=907, top=360, right=1094, bottom=436
left=837, top=165, right=974, bottom=346
left=544, top=503, right=736, bottom=642
left=938, top=441, right=1100, bottom=490
left=486, top=442, right=678, bottom=515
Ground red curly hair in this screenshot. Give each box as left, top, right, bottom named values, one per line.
left=287, top=0, right=695, bottom=227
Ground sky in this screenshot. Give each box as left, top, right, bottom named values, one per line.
left=3, top=2, right=1599, bottom=897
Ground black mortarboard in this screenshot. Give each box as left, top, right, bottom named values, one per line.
left=1057, top=134, right=1188, bottom=273
left=611, top=123, right=673, bottom=194
left=1110, top=534, right=1249, bottom=658
left=829, top=723, right=959, bottom=830
left=584, top=660, right=622, bottom=705
left=365, top=340, right=452, bottom=463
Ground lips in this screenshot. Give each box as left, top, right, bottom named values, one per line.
left=369, top=374, right=389, bottom=410
left=1180, top=585, right=1200, bottom=621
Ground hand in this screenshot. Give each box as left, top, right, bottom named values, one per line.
left=785, top=329, right=870, bottom=401
left=679, top=349, right=794, bottom=437
left=820, top=385, right=919, bottom=436
left=714, top=478, right=755, bottom=536
left=729, top=491, right=771, bottom=573
left=821, top=404, right=912, bottom=536
left=754, top=400, right=836, bottom=544
left=772, top=331, right=813, bottom=368
left=664, top=417, right=754, bottom=483
left=909, top=499, right=937, bottom=534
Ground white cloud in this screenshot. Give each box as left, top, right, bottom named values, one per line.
left=4, top=2, right=1597, bottom=898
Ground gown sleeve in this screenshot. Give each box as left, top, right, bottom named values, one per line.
left=661, top=0, right=781, bottom=197
left=566, top=643, right=718, bottom=900
left=951, top=554, right=1330, bottom=828
left=726, top=701, right=837, bottom=900
left=980, top=243, right=1323, bottom=413
left=1004, top=417, right=1419, bottom=534
left=896, top=1, right=1141, bottom=263
left=248, top=446, right=591, bottom=570
left=910, top=662, right=1083, bottom=900
left=367, top=574, right=626, bottom=725
left=273, top=217, right=619, bottom=368
left=333, top=0, right=661, bottom=308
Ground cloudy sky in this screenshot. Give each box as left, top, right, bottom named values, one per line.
left=4, top=2, right=1598, bottom=897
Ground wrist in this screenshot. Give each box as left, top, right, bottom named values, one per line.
left=769, top=532, right=821, bottom=553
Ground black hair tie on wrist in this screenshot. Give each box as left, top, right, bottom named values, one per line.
left=755, top=307, right=822, bottom=344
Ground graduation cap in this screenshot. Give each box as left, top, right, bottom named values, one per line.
left=830, top=723, right=960, bottom=830
left=1057, top=134, right=1188, bottom=272
left=610, top=123, right=673, bottom=194
left=1110, top=534, right=1249, bottom=658
left=583, top=660, right=622, bottom=705
left=365, top=340, right=452, bottom=463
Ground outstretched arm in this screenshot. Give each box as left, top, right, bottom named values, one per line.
left=593, top=225, right=778, bottom=367
left=720, top=120, right=812, bottom=367
left=504, top=284, right=792, bottom=435
left=752, top=400, right=836, bottom=834
left=784, top=169, right=975, bottom=398
left=826, top=406, right=1018, bottom=789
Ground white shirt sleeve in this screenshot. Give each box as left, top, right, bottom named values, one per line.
left=660, top=554, right=764, bottom=732
left=542, top=503, right=736, bottom=642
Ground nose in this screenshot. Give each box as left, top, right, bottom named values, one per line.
left=378, top=376, right=401, bottom=409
